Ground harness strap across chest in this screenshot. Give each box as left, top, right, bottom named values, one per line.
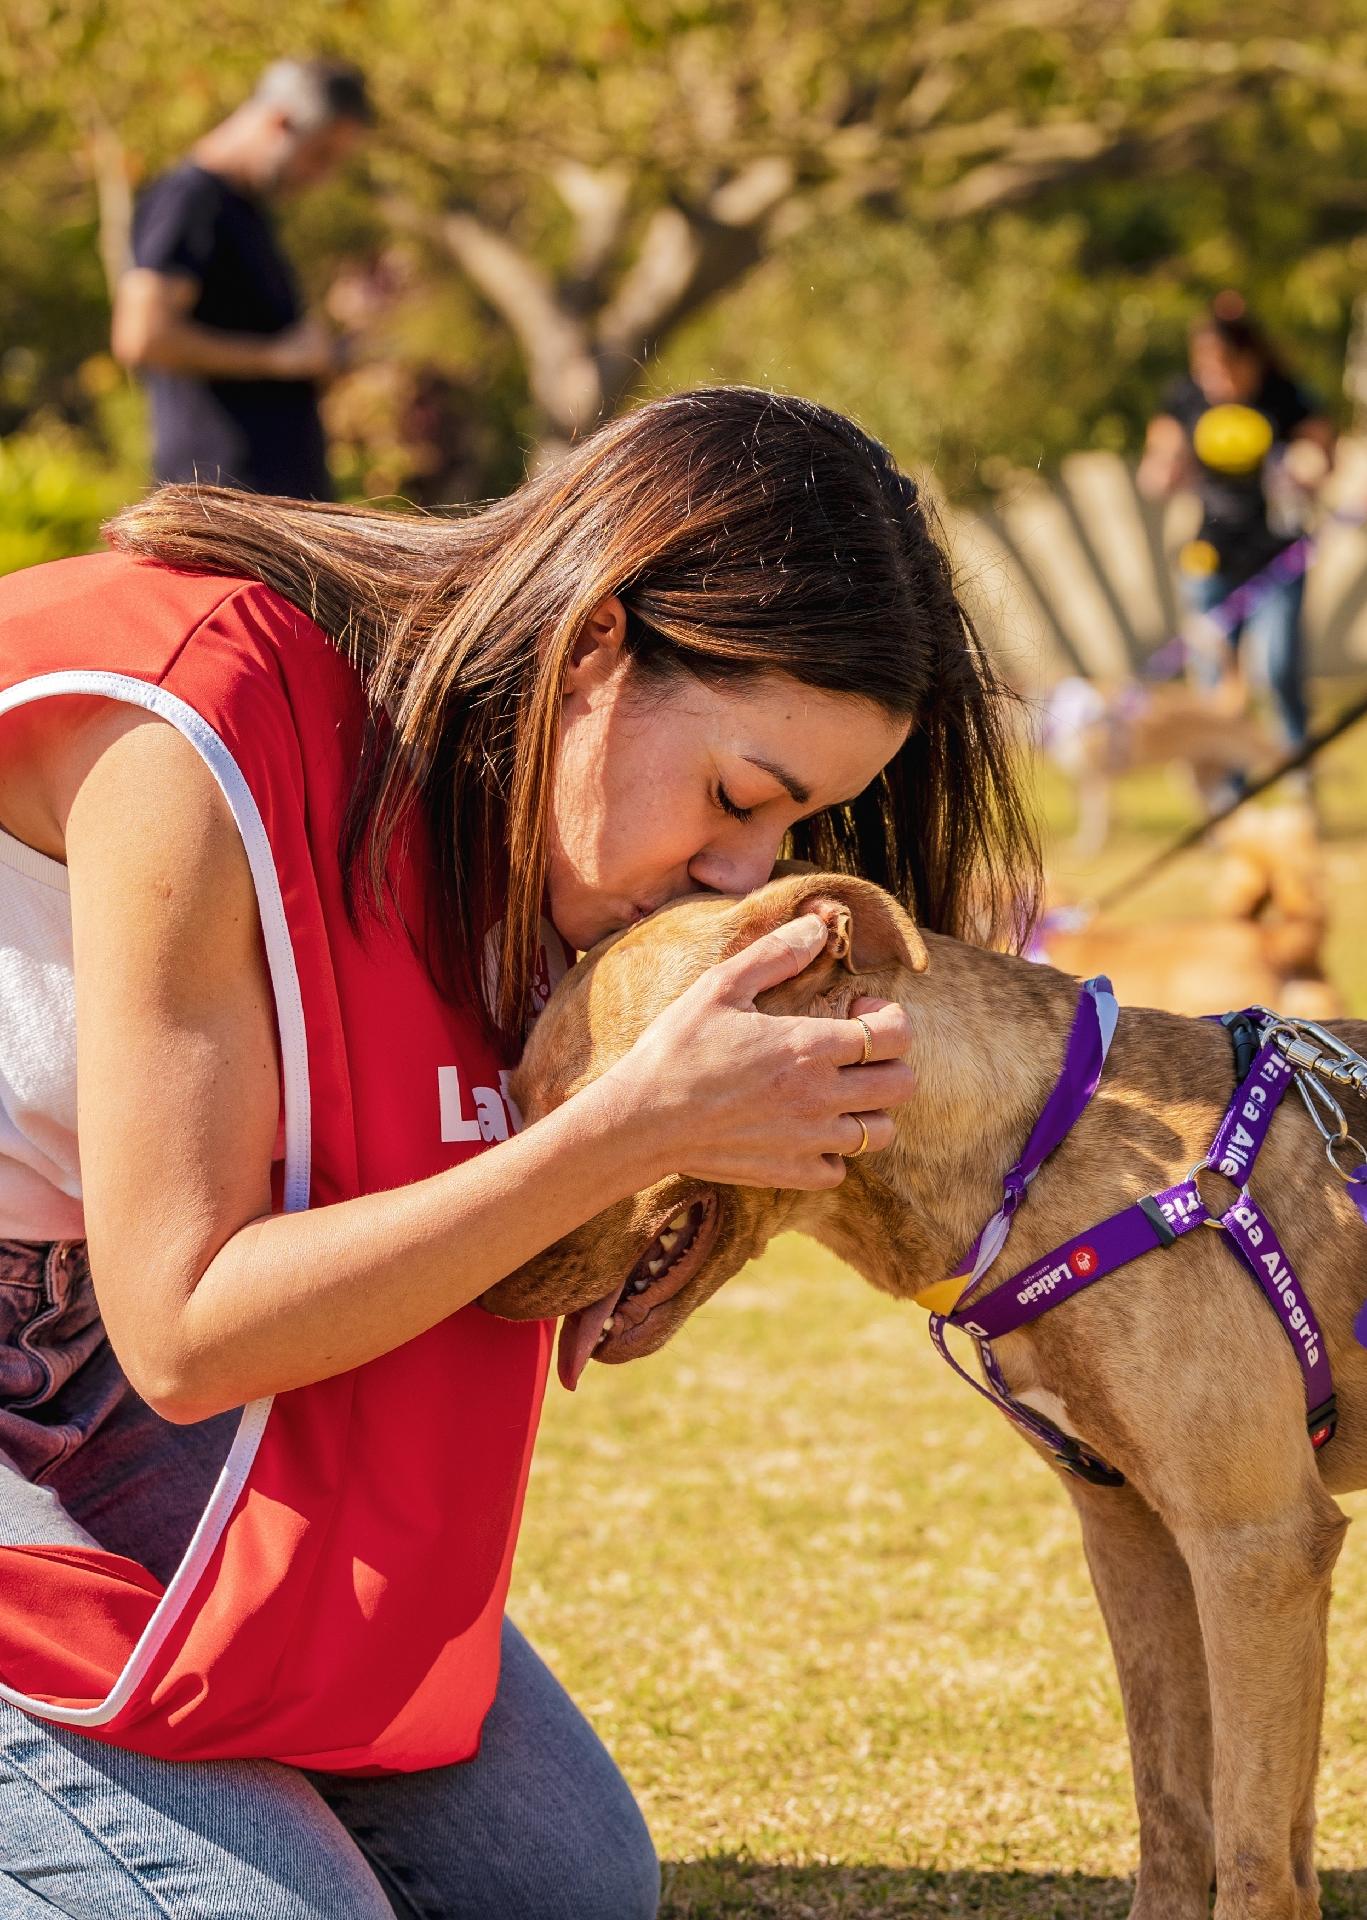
left=921, top=986, right=1341, bottom=1488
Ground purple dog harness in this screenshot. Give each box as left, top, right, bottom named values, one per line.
left=925, top=980, right=1349, bottom=1489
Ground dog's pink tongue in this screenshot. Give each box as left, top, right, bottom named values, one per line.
left=556, top=1289, right=620, bottom=1392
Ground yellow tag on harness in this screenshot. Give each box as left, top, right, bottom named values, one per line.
left=912, top=1273, right=974, bottom=1316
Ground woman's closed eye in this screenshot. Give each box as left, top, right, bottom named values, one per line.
left=714, top=782, right=755, bottom=825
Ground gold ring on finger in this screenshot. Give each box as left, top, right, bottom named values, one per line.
left=852, top=1014, right=874, bottom=1066
left=845, top=1114, right=870, bottom=1159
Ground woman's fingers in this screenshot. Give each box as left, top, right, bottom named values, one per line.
left=711, top=913, right=830, bottom=1001
left=622, top=933, right=916, bottom=1189
left=836, top=1059, right=917, bottom=1108
left=805, top=997, right=913, bottom=1067
left=835, top=1110, right=895, bottom=1157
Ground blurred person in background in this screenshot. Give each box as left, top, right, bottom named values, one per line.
left=111, top=57, right=373, bottom=500
left=1138, top=291, right=1336, bottom=754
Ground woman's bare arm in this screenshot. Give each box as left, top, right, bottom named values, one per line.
left=66, top=718, right=676, bottom=1422
left=67, top=717, right=914, bottom=1424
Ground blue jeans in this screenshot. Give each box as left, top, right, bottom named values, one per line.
left=0, top=1242, right=658, bottom=1918
left=1184, top=566, right=1309, bottom=749
left=0, top=1621, right=658, bottom=1919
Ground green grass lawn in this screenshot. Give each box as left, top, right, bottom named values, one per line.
left=510, top=716, right=1367, bottom=1919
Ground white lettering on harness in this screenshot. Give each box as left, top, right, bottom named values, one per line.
left=1219, top=1121, right=1257, bottom=1179
left=438, top=1067, right=514, bottom=1145
left=1160, top=1188, right=1202, bottom=1228
left=1017, top=1260, right=1073, bottom=1307
left=1231, top=1199, right=1321, bottom=1368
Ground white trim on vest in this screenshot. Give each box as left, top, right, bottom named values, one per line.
left=0, top=670, right=311, bottom=1727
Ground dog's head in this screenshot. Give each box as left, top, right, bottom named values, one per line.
left=480, top=868, right=927, bottom=1388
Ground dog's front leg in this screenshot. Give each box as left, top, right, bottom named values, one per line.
left=1177, top=1480, right=1346, bottom=1920
left=1068, top=1475, right=1215, bottom=1920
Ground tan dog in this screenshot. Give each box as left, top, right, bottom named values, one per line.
left=483, top=869, right=1367, bottom=1920
left=1040, top=804, right=1343, bottom=1020
left=1044, top=676, right=1275, bottom=854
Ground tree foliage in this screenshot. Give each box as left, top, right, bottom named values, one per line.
left=5, top=1, right=1367, bottom=505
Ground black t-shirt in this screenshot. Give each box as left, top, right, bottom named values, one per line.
left=1162, top=369, right=1317, bottom=581
left=131, top=163, right=331, bottom=498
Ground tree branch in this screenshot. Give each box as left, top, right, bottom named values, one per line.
left=595, top=158, right=797, bottom=407
left=436, top=210, right=601, bottom=437
left=551, top=160, right=633, bottom=308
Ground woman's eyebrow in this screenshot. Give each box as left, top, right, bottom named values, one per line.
left=742, top=755, right=811, bottom=805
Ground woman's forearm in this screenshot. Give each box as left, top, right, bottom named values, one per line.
left=159, top=1072, right=661, bottom=1422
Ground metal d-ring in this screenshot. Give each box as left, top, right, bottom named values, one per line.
left=1184, top=1156, right=1251, bottom=1230
left=1324, top=1131, right=1367, bottom=1182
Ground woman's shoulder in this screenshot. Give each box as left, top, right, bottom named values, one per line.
left=0, top=551, right=343, bottom=701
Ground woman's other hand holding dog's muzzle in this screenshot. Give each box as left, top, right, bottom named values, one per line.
left=599, top=912, right=915, bottom=1192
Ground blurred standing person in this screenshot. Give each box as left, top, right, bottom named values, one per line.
left=111, top=58, right=373, bottom=499
left=1138, top=291, right=1336, bottom=751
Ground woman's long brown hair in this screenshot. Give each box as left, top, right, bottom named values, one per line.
left=105, top=386, right=1040, bottom=1041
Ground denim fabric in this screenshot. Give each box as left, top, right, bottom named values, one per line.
left=0, top=1241, right=659, bottom=1918
left=0, top=1621, right=659, bottom=1920
left=1184, top=567, right=1309, bottom=749
left=0, top=1239, right=237, bottom=1585
left=0, top=1242, right=119, bottom=1483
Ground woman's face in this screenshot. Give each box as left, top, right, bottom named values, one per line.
left=548, top=597, right=911, bottom=951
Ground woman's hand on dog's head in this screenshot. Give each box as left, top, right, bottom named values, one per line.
left=603, top=913, right=916, bottom=1192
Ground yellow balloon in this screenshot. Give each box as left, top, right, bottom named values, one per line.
left=1191, top=402, right=1274, bottom=475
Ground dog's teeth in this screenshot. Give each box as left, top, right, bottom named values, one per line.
left=646, top=1256, right=666, bottom=1276
left=602, top=1315, right=615, bottom=1334
left=666, top=1207, right=690, bottom=1232
left=657, top=1229, right=680, bottom=1253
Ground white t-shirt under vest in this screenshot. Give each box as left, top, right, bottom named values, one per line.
left=0, top=824, right=83, bottom=1241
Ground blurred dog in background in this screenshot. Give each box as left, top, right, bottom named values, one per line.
left=1036, top=801, right=1342, bottom=1018
left=1042, top=674, right=1275, bottom=855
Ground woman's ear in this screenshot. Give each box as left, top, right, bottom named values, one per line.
left=564, top=595, right=629, bottom=692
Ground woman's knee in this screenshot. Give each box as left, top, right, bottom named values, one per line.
left=591, top=1809, right=660, bottom=1920
left=474, top=1807, right=659, bottom=1920
left=531, top=1785, right=659, bottom=1920
left=485, top=1622, right=659, bottom=1917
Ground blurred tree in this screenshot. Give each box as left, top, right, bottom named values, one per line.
left=4, top=0, right=1367, bottom=496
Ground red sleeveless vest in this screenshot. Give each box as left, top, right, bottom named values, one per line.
left=0, top=552, right=555, bottom=1772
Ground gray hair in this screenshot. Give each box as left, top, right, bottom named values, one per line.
left=253, top=57, right=374, bottom=133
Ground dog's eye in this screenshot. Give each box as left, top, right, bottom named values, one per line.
left=714, top=783, right=755, bottom=825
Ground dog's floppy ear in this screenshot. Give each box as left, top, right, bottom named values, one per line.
left=720, top=869, right=929, bottom=982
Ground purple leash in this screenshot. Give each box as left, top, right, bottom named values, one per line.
left=1351, top=1175, right=1367, bottom=1344
left=928, top=997, right=1340, bottom=1487
left=948, top=977, right=1119, bottom=1291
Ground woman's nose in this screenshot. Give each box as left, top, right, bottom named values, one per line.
left=688, top=837, right=785, bottom=899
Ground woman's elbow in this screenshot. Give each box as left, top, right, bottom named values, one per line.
left=115, top=1321, right=239, bottom=1425
left=126, top=1358, right=222, bottom=1426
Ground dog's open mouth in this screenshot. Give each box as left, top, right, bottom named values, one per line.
left=556, top=1192, right=719, bottom=1391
